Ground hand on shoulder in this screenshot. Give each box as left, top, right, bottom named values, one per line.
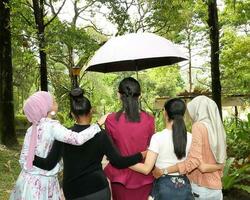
left=97, top=113, right=111, bottom=126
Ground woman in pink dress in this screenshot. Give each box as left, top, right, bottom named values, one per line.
left=104, top=77, right=155, bottom=200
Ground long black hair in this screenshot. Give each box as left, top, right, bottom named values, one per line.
left=69, top=88, right=91, bottom=118
left=116, top=77, right=141, bottom=122
left=164, top=98, right=187, bottom=160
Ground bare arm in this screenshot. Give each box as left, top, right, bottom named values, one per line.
left=153, top=163, right=223, bottom=179
left=129, top=150, right=158, bottom=175
left=152, top=123, right=222, bottom=179
left=152, top=165, right=179, bottom=179
left=155, top=124, right=203, bottom=176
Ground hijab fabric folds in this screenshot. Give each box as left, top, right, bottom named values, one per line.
left=23, top=91, right=53, bottom=169
left=187, top=95, right=227, bottom=163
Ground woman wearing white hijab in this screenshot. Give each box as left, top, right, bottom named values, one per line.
left=153, top=96, right=227, bottom=200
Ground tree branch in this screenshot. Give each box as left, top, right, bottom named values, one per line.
left=44, top=0, right=66, bottom=27
left=49, top=55, right=68, bottom=67
left=79, top=16, right=111, bottom=36
left=19, top=12, right=33, bottom=26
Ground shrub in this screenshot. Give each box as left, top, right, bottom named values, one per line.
left=56, top=112, right=74, bottom=128
left=223, top=158, right=250, bottom=194
left=15, top=115, right=30, bottom=134
left=224, top=114, right=250, bottom=160
left=223, top=114, right=250, bottom=195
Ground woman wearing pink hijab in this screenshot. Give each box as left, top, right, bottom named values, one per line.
left=10, top=91, right=101, bottom=200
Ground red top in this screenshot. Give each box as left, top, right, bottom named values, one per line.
left=104, top=112, right=155, bottom=189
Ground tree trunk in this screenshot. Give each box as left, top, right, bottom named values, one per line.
left=207, top=0, right=222, bottom=117
left=0, top=0, right=18, bottom=146
left=187, top=28, right=192, bottom=93
left=39, top=41, right=48, bottom=91
left=32, top=0, right=48, bottom=91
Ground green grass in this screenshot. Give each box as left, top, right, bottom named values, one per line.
left=0, top=136, right=23, bottom=200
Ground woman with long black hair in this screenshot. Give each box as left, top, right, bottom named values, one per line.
left=33, top=88, right=144, bottom=200
left=129, top=98, right=194, bottom=199
left=104, top=77, right=155, bottom=200
left=153, top=96, right=225, bottom=200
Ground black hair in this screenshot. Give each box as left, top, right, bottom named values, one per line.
left=116, top=77, right=141, bottom=122
left=69, top=88, right=91, bottom=118
left=164, top=98, right=187, bottom=160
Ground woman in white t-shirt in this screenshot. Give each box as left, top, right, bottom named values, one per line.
left=130, top=98, right=194, bottom=199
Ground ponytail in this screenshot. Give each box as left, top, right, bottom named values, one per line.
left=164, top=98, right=187, bottom=160
left=116, top=77, right=141, bottom=122
left=172, top=115, right=187, bottom=159
left=116, top=93, right=140, bottom=122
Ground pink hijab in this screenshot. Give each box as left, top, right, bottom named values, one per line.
left=23, top=91, right=53, bottom=169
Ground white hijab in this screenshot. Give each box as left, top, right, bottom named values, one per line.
left=187, top=95, right=227, bottom=163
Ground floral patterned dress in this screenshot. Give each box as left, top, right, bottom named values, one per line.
left=10, top=118, right=100, bottom=200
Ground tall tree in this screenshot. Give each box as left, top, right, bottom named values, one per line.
left=32, top=0, right=48, bottom=91
left=26, top=0, right=66, bottom=91
left=45, top=0, right=101, bottom=89
left=207, top=0, right=222, bottom=116
left=0, top=0, right=18, bottom=146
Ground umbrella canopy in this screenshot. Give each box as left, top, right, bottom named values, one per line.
left=86, top=32, right=187, bottom=73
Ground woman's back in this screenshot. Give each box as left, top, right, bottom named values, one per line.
left=34, top=123, right=142, bottom=199
left=104, top=111, right=155, bottom=188
left=62, top=124, right=107, bottom=199
left=148, top=129, right=192, bottom=175
left=185, top=122, right=223, bottom=189
left=20, top=118, right=61, bottom=176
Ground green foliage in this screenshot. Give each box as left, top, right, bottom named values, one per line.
left=140, top=66, right=184, bottom=114
left=10, top=0, right=39, bottom=113
left=223, top=115, right=250, bottom=194
left=3, top=0, right=250, bottom=197
left=222, top=158, right=250, bottom=192
left=14, top=115, right=29, bottom=135
left=0, top=137, right=22, bottom=199
left=46, top=19, right=100, bottom=64
left=15, top=115, right=29, bottom=128
left=56, top=112, right=74, bottom=128
left=102, top=0, right=133, bottom=35
left=234, top=184, right=250, bottom=194
left=220, top=30, right=250, bottom=95
left=148, top=0, right=195, bottom=41
left=221, top=0, right=250, bottom=27
left=224, top=115, right=250, bottom=159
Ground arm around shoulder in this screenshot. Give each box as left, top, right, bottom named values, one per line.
left=102, top=131, right=143, bottom=169
left=198, top=163, right=224, bottom=173
left=51, top=121, right=101, bottom=145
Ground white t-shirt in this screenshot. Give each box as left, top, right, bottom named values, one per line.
left=148, top=128, right=192, bottom=175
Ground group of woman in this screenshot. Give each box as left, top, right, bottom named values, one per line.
left=10, top=77, right=226, bottom=200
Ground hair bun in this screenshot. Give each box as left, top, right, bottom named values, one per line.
left=70, top=88, right=84, bottom=98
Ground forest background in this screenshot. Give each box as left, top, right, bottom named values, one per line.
left=0, top=0, right=249, bottom=199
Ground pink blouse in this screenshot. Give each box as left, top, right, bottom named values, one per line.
left=177, top=122, right=223, bottom=189
left=104, top=112, right=155, bottom=189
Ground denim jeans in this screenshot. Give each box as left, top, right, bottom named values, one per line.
left=150, top=175, right=194, bottom=200
left=191, top=183, right=223, bottom=200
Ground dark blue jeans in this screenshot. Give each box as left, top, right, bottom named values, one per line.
left=151, top=175, right=194, bottom=200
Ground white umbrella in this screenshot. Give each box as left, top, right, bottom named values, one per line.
left=86, top=32, right=187, bottom=73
